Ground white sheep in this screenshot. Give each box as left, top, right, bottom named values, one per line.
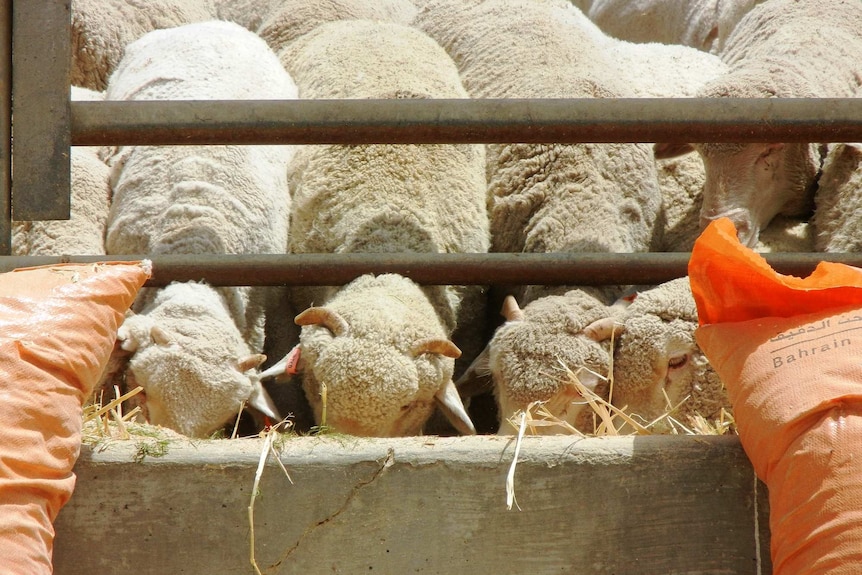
left=266, top=20, right=488, bottom=437
left=584, top=0, right=764, bottom=54
left=594, top=277, right=730, bottom=433
left=415, top=0, right=665, bottom=433
left=103, top=21, right=297, bottom=438
left=653, top=0, right=862, bottom=247
left=71, top=0, right=214, bottom=91
left=257, top=0, right=418, bottom=53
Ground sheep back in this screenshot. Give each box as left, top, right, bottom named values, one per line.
left=71, top=0, right=214, bottom=91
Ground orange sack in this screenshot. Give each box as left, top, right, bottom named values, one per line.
left=0, top=262, right=149, bottom=574
left=690, top=218, right=862, bottom=574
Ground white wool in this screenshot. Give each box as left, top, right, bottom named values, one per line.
left=655, top=0, right=862, bottom=247
left=585, top=0, right=764, bottom=54
left=611, top=278, right=730, bottom=432
left=812, top=142, right=862, bottom=253
left=104, top=21, right=297, bottom=437
left=258, top=0, right=417, bottom=53
left=278, top=20, right=488, bottom=436
left=13, top=86, right=110, bottom=257
left=71, top=0, right=215, bottom=90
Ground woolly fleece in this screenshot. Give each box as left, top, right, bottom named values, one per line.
left=586, top=0, right=764, bottom=53
left=258, top=0, right=417, bottom=53
left=71, top=0, right=214, bottom=91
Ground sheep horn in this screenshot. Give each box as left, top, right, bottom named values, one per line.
left=150, top=325, right=175, bottom=347
left=295, top=307, right=350, bottom=337
left=500, top=295, right=524, bottom=322
left=237, top=353, right=267, bottom=372
left=409, top=338, right=462, bottom=359
left=583, top=318, right=625, bottom=342
left=434, top=379, right=476, bottom=435
left=246, top=381, right=281, bottom=421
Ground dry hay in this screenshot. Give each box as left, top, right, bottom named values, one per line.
left=505, top=361, right=735, bottom=437
left=505, top=353, right=736, bottom=510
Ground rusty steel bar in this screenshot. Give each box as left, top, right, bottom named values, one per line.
left=0, top=0, right=10, bottom=254
left=71, top=98, right=862, bottom=146
left=1, top=252, right=858, bottom=287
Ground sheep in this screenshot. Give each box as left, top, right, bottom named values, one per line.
left=594, top=277, right=730, bottom=433
left=12, top=87, right=110, bottom=257
left=103, top=21, right=297, bottom=438
left=256, top=0, right=418, bottom=54
left=414, top=0, right=665, bottom=433
left=584, top=0, right=764, bottom=54
left=653, top=0, right=862, bottom=248
left=811, top=142, right=862, bottom=253
left=71, top=0, right=215, bottom=91
left=266, top=20, right=488, bottom=437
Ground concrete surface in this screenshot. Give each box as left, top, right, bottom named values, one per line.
left=53, top=434, right=771, bottom=574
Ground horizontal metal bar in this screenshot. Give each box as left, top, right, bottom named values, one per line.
left=3, top=253, right=857, bottom=287
left=71, top=98, right=862, bottom=146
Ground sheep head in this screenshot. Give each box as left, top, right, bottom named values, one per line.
left=290, top=276, right=474, bottom=437
left=606, top=278, right=727, bottom=432
left=459, top=291, right=616, bottom=435
left=117, top=295, right=279, bottom=438
left=653, top=74, right=821, bottom=248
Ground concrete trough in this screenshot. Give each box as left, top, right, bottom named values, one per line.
left=53, top=434, right=771, bottom=574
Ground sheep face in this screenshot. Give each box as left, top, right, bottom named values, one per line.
left=118, top=283, right=277, bottom=438
left=610, top=315, right=700, bottom=431
left=291, top=277, right=473, bottom=437
left=692, top=141, right=817, bottom=248
left=299, top=326, right=457, bottom=437
left=479, top=293, right=614, bottom=435
left=125, top=340, right=267, bottom=438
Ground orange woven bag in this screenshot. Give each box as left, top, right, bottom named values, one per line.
left=690, top=219, right=862, bottom=574
left=0, top=262, right=149, bottom=574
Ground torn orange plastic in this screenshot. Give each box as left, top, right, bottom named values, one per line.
left=0, top=262, right=149, bottom=574
left=690, top=219, right=862, bottom=574
left=689, top=217, right=862, bottom=326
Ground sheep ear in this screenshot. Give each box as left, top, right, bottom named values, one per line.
left=410, top=338, right=462, bottom=359
left=295, top=306, right=350, bottom=336
left=583, top=318, right=625, bottom=342
left=259, top=345, right=304, bottom=380
left=237, top=353, right=267, bottom=372
left=653, top=142, right=695, bottom=159
left=454, top=345, right=493, bottom=397
left=246, top=381, right=281, bottom=421
left=150, top=325, right=175, bottom=347
left=435, top=379, right=476, bottom=435
left=501, top=295, right=524, bottom=322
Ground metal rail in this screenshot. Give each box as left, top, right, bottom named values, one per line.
left=7, top=253, right=859, bottom=287
left=72, top=98, right=862, bottom=146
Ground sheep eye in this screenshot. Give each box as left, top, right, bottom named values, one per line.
left=668, top=354, right=688, bottom=369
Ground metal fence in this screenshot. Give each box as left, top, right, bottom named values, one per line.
left=5, top=0, right=862, bottom=286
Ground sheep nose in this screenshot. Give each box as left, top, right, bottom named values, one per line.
left=699, top=211, right=757, bottom=248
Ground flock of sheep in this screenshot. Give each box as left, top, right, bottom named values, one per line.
left=32, top=0, right=862, bottom=438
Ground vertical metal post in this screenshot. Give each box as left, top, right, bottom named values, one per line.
left=0, top=0, right=11, bottom=254
left=11, top=0, right=70, bottom=222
